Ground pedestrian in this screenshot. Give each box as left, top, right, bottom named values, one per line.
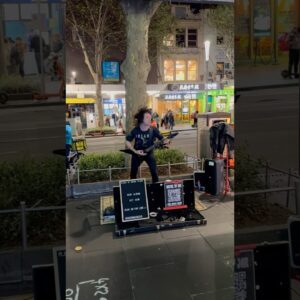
left=168, top=110, right=175, bottom=130
left=286, top=27, right=300, bottom=79
left=152, top=111, right=160, bottom=129
left=111, top=112, right=116, bottom=127
left=30, top=32, right=49, bottom=74
left=66, top=121, right=73, bottom=169
left=125, top=107, right=167, bottom=183
left=10, top=37, right=26, bottom=77
left=160, top=112, right=165, bottom=128
left=164, top=111, right=169, bottom=129
left=193, top=110, right=199, bottom=127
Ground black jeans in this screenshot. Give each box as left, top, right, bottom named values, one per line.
left=66, top=144, right=71, bottom=169
left=130, top=151, right=159, bottom=183
left=288, top=49, right=299, bottom=76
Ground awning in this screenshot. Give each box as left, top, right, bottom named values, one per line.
left=66, top=98, right=96, bottom=104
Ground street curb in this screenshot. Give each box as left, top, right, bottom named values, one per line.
left=0, top=102, right=65, bottom=109
left=236, top=82, right=299, bottom=92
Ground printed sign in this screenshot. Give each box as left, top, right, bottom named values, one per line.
left=164, top=180, right=184, bottom=208
left=235, top=250, right=256, bottom=300
left=119, top=179, right=149, bottom=222
left=100, top=195, right=115, bottom=225
left=102, top=61, right=120, bottom=82
left=253, top=0, right=271, bottom=37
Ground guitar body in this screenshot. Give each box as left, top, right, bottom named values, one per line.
left=120, top=132, right=179, bottom=156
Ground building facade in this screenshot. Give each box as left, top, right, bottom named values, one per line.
left=66, top=2, right=234, bottom=129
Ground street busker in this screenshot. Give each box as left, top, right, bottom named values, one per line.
left=125, top=107, right=168, bottom=183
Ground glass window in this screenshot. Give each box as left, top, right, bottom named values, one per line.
left=174, top=7, right=186, bottom=19
left=163, top=34, right=174, bottom=47
left=187, top=60, right=197, bottom=80
left=188, top=29, right=197, bottom=47
left=176, top=29, right=185, bottom=47
left=164, top=60, right=174, bottom=81
left=4, top=4, right=19, bottom=20
left=175, top=60, right=186, bottom=81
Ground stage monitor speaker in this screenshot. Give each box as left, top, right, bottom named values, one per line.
left=288, top=215, right=300, bottom=268
left=32, top=264, right=56, bottom=300
left=254, top=242, right=290, bottom=300
left=204, top=159, right=224, bottom=195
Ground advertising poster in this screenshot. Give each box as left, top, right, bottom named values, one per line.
left=102, top=61, right=120, bottom=82
left=253, top=0, right=271, bottom=37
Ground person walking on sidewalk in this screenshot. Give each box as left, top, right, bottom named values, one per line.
left=192, top=110, right=198, bottom=128
left=66, top=121, right=73, bottom=169
left=125, top=107, right=165, bottom=183
left=168, top=110, right=175, bottom=130
left=287, top=27, right=300, bottom=79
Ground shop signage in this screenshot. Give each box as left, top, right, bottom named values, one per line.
left=102, top=61, right=120, bottom=82
left=164, top=180, right=184, bottom=208
left=119, top=179, right=149, bottom=222
left=167, top=84, right=200, bottom=91
left=103, top=98, right=123, bottom=104
left=163, top=93, right=198, bottom=100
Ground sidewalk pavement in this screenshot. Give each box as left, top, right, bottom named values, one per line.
left=0, top=75, right=64, bottom=109
left=235, top=62, right=299, bottom=90
left=66, top=193, right=234, bottom=300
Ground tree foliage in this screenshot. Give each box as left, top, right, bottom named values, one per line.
left=66, top=0, right=125, bottom=79
left=207, top=4, right=234, bottom=66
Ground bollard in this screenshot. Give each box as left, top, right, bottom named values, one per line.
left=168, top=161, right=171, bottom=177
left=264, top=162, right=269, bottom=200
left=286, top=168, right=292, bottom=208
left=20, top=201, right=27, bottom=250
left=109, top=166, right=112, bottom=182
left=294, top=181, right=299, bottom=212
left=77, top=168, right=80, bottom=184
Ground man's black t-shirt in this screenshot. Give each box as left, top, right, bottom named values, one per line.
left=126, top=126, right=163, bottom=151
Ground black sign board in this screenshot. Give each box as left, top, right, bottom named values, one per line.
left=164, top=180, right=185, bottom=209
left=119, top=179, right=149, bottom=222
left=53, top=247, right=66, bottom=300
left=288, top=216, right=300, bottom=268
left=234, top=250, right=256, bottom=300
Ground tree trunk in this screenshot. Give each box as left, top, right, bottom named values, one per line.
left=95, top=75, right=104, bottom=128
left=0, top=5, right=7, bottom=76
left=120, top=0, right=162, bottom=133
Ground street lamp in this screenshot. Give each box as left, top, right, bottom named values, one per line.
left=204, top=40, right=210, bottom=112
left=71, top=71, right=77, bottom=84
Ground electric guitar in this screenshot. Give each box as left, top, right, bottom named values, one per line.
left=120, top=132, right=179, bottom=156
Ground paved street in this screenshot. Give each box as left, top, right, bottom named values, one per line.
left=0, top=104, right=65, bottom=160
left=236, top=86, right=299, bottom=170
left=87, top=128, right=198, bottom=157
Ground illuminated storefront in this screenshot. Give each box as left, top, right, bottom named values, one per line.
left=153, top=83, right=234, bottom=122
left=235, top=0, right=300, bottom=63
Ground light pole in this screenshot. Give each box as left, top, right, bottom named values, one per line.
left=71, top=71, right=77, bottom=84
left=204, top=40, right=210, bottom=112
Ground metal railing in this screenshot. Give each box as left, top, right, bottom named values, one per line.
left=0, top=202, right=65, bottom=251
left=67, top=156, right=205, bottom=185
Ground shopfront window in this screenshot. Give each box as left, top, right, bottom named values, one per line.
left=187, top=60, right=197, bottom=80
left=164, top=60, right=175, bottom=81
left=175, top=60, right=186, bottom=81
